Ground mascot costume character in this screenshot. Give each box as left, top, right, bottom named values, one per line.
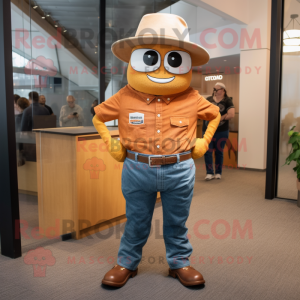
left=93, top=13, right=220, bottom=287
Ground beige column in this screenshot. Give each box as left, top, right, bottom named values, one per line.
left=238, top=0, right=271, bottom=169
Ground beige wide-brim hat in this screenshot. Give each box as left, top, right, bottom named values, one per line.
left=111, top=13, right=210, bottom=67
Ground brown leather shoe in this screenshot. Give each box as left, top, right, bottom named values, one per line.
left=102, top=264, right=138, bottom=287
left=169, top=266, right=205, bottom=286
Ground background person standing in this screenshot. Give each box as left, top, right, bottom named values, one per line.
left=15, top=97, right=30, bottom=132
left=202, top=82, right=235, bottom=180
left=14, top=94, right=20, bottom=115
left=21, top=91, right=50, bottom=132
left=39, top=94, right=54, bottom=115
left=59, top=95, right=84, bottom=127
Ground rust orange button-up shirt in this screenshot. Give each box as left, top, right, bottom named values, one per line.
left=94, top=84, right=219, bottom=155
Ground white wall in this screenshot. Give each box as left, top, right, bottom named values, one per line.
left=238, top=0, right=271, bottom=169
left=239, top=49, right=270, bottom=169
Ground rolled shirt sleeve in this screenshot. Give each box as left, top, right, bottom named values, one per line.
left=94, top=92, right=120, bottom=122
left=197, top=95, right=220, bottom=121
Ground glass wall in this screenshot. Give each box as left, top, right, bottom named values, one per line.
left=277, top=0, right=300, bottom=200
left=12, top=0, right=100, bottom=250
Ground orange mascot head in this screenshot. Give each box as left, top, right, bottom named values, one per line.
left=111, top=13, right=210, bottom=95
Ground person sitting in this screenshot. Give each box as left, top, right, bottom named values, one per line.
left=21, top=91, right=50, bottom=132
left=59, top=95, right=84, bottom=127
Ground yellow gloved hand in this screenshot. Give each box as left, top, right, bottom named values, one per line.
left=92, top=115, right=127, bottom=162
left=191, top=138, right=209, bottom=160
left=192, top=113, right=221, bottom=160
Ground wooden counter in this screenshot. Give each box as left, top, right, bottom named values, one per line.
left=35, top=126, right=160, bottom=240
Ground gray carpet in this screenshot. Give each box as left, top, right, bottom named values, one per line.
left=1, top=157, right=300, bottom=300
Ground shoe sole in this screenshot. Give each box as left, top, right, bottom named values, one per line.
left=169, top=269, right=205, bottom=286
left=205, top=177, right=214, bottom=181
left=102, top=268, right=138, bottom=287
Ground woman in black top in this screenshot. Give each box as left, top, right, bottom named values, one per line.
left=202, top=82, right=235, bottom=180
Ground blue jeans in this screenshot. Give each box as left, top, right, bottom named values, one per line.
left=117, top=150, right=195, bottom=270
left=203, top=130, right=229, bottom=175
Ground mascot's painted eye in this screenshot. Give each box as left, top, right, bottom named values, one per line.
left=164, top=51, right=191, bottom=75
left=130, top=48, right=161, bottom=72
left=167, top=52, right=182, bottom=68
left=143, top=50, right=159, bottom=66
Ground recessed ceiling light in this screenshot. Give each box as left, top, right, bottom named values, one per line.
left=33, top=5, right=38, bottom=9
left=54, top=24, right=58, bottom=27
left=224, top=60, right=227, bottom=61
left=95, top=51, right=97, bottom=54
left=41, top=16, right=46, bottom=19
left=46, top=14, right=50, bottom=17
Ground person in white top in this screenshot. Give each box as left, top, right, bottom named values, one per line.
left=59, top=95, right=84, bottom=127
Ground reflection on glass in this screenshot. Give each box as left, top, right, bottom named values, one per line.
left=11, top=0, right=101, bottom=249
left=277, top=1, right=300, bottom=200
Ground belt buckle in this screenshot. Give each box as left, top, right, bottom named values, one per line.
left=148, top=155, right=162, bottom=168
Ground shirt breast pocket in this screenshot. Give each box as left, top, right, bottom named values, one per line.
left=127, top=123, right=147, bottom=144
left=170, top=116, right=189, bottom=138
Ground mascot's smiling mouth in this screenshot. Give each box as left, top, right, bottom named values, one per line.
left=147, top=74, right=175, bottom=84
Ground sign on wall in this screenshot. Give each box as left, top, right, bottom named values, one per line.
left=205, top=75, right=223, bottom=81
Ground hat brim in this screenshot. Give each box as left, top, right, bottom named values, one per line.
left=111, top=36, right=210, bottom=67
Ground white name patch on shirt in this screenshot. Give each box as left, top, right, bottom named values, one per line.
left=129, top=112, right=144, bottom=125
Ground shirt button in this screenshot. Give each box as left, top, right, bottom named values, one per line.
left=157, top=114, right=160, bottom=117
left=158, top=99, right=160, bottom=102
left=157, top=130, right=160, bottom=133
left=157, top=145, right=160, bottom=148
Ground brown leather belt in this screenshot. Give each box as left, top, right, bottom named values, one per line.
left=126, top=151, right=192, bottom=167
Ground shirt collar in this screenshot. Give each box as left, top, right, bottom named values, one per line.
left=127, top=84, right=192, bottom=105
